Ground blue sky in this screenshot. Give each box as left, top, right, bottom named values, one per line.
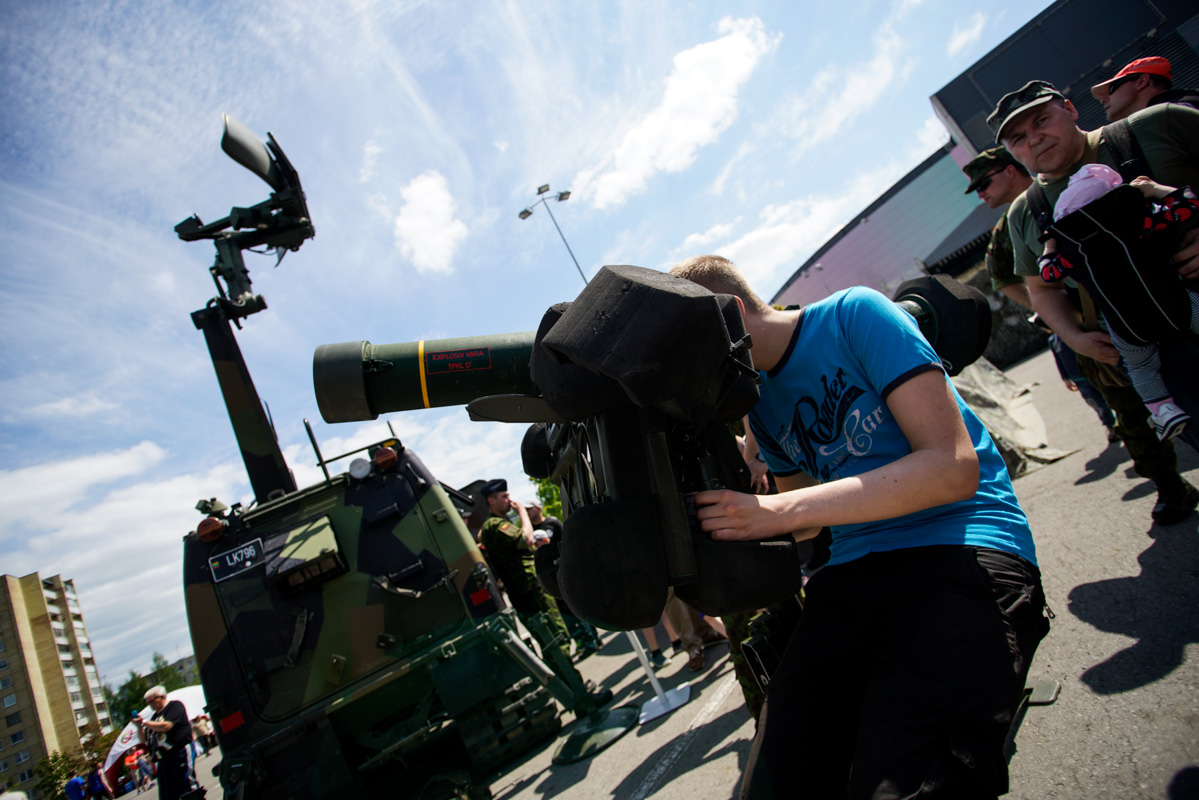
left=0, top=0, right=1051, bottom=685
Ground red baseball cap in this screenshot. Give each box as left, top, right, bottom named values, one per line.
left=1091, top=57, right=1172, bottom=100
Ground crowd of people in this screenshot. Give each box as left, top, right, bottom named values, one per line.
left=465, top=55, right=1197, bottom=800
left=669, top=56, right=1196, bottom=799
left=28, top=55, right=1193, bottom=800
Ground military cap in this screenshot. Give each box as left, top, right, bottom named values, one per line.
left=962, top=147, right=1019, bottom=194
left=987, top=80, right=1066, bottom=142
left=480, top=478, right=507, bottom=497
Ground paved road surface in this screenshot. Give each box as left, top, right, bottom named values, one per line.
left=191, top=347, right=1198, bottom=799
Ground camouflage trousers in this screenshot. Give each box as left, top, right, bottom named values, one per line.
left=512, top=593, right=572, bottom=660
left=518, top=605, right=594, bottom=701
left=723, top=609, right=764, bottom=723
left=1078, top=354, right=1178, bottom=483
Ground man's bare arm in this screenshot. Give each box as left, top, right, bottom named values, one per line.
left=1000, top=282, right=1034, bottom=311
left=1026, top=276, right=1119, bottom=364
left=741, top=418, right=771, bottom=494
left=694, top=371, right=979, bottom=540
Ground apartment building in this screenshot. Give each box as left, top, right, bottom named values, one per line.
left=0, top=573, right=113, bottom=796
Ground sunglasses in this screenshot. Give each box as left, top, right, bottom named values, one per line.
left=975, top=170, right=1005, bottom=193
left=1105, top=74, right=1137, bottom=95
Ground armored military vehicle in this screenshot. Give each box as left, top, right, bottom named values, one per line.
left=178, top=116, right=580, bottom=799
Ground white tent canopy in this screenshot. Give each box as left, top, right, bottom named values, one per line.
left=103, top=685, right=208, bottom=774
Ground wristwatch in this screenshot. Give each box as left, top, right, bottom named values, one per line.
left=754, top=453, right=766, bottom=463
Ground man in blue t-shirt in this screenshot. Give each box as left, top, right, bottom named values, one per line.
left=670, top=255, right=1049, bottom=799
left=62, top=771, right=85, bottom=800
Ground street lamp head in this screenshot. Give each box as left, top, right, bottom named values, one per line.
left=519, top=208, right=533, bottom=220
left=537, top=184, right=550, bottom=195
left=556, top=191, right=571, bottom=202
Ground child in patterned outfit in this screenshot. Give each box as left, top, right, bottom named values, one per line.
left=1038, top=164, right=1199, bottom=440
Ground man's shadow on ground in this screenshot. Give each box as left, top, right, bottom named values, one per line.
left=1067, top=516, right=1199, bottom=694
left=1074, top=440, right=1128, bottom=484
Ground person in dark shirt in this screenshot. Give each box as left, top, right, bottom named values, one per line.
left=84, top=760, right=114, bottom=798
left=134, top=686, right=194, bottom=800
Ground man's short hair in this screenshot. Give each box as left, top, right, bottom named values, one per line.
left=669, top=255, right=769, bottom=313
left=143, top=685, right=167, bottom=702
left=1146, top=73, right=1173, bottom=91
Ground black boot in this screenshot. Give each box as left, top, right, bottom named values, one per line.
left=1151, top=477, right=1199, bottom=525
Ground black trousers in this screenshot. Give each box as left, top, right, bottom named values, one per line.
left=740, top=546, right=1049, bottom=800
left=156, top=747, right=192, bottom=800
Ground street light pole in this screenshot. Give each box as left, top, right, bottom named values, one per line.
left=519, top=184, right=587, bottom=284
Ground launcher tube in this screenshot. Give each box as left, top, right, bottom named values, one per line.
left=314, top=332, right=539, bottom=423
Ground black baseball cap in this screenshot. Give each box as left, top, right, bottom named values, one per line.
left=987, top=80, right=1066, bottom=141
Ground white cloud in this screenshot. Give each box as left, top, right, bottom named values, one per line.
left=574, top=17, right=779, bottom=210
left=359, top=140, right=382, bottom=183
left=0, top=442, right=167, bottom=534
left=770, top=24, right=908, bottom=158
left=0, top=447, right=250, bottom=679
left=947, top=13, right=987, bottom=57
left=28, top=392, right=119, bottom=418
left=703, top=160, right=914, bottom=293
left=680, top=220, right=739, bottom=251
left=393, top=171, right=469, bottom=274
left=710, top=142, right=753, bottom=197
left=914, top=115, right=950, bottom=152
left=494, top=141, right=509, bottom=154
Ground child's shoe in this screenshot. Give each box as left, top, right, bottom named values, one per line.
left=1150, top=402, right=1189, bottom=441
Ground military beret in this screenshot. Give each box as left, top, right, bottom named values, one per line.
left=480, top=478, right=507, bottom=497
left=962, top=147, right=1019, bottom=193
left=986, top=80, right=1066, bottom=142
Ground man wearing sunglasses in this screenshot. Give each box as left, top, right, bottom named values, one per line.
left=962, top=147, right=1034, bottom=309
left=1091, top=56, right=1198, bottom=122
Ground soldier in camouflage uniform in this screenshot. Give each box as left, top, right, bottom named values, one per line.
left=963, top=146, right=1035, bottom=310
left=477, top=479, right=575, bottom=663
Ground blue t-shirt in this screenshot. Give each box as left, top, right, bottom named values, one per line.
left=64, top=777, right=86, bottom=800
left=749, top=287, right=1036, bottom=567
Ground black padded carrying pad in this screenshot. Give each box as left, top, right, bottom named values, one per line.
left=557, top=497, right=668, bottom=630
left=520, top=423, right=553, bottom=479
left=530, top=302, right=628, bottom=421
left=893, top=275, right=991, bottom=376
left=541, top=265, right=753, bottom=426
left=673, top=534, right=804, bottom=616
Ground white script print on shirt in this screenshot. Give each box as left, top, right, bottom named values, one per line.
left=779, top=368, right=883, bottom=482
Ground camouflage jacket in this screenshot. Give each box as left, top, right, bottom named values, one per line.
left=985, top=212, right=1022, bottom=291
left=479, top=514, right=541, bottom=607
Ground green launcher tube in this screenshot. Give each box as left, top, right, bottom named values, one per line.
left=314, top=333, right=540, bottom=423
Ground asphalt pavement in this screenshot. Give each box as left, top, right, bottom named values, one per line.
left=192, top=347, right=1199, bottom=799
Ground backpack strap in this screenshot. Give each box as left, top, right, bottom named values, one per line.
left=1102, top=119, right=1150, bottom=182
left=1024, top=182, right=1054, bottom=239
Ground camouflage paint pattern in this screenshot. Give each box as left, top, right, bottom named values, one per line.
left=184, top=445, right=562, bottom=798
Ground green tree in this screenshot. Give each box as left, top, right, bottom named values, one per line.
left=150, top=652, right=186, bottom=692
left=78, top=720, right=119, bottom=765
left=109, top=670, right=150, bottom=722
left=532, top=477, right=562, bottom=519
left=35, top=749, right=87, bottom=800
